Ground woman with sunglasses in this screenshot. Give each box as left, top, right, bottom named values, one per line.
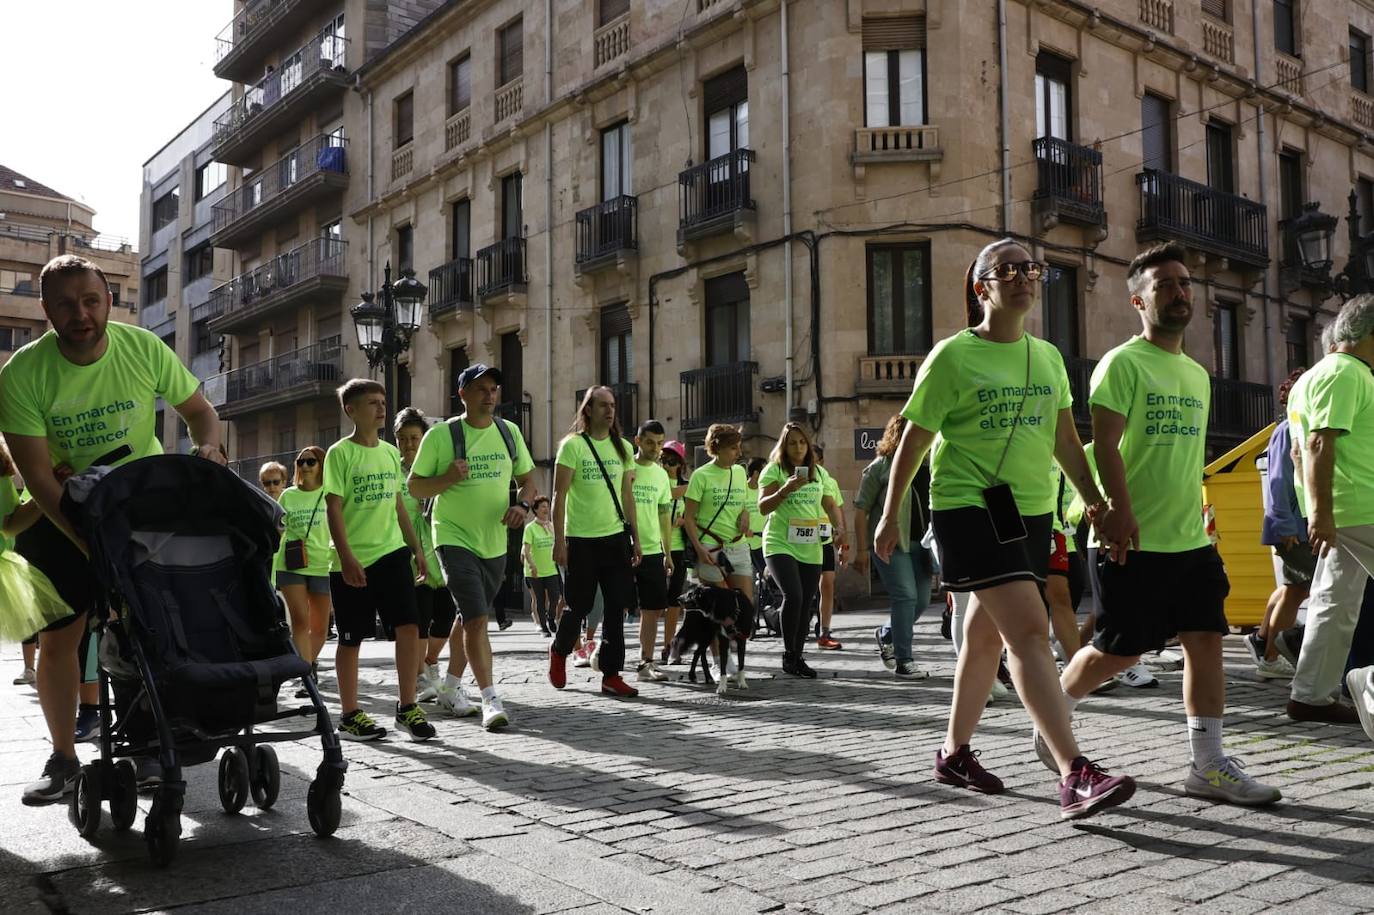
left=272, top=446, right=334, bottom=665
left=659, top=439, right=690, bottom=663
left=875, top=238, right=1136, bottom=821
left=259, top=461, right=288, bottom=500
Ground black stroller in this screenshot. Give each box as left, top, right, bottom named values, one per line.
left=61, top=455, right=347, bottom=866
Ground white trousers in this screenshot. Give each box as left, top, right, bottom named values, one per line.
left=1290, top=524, right=1374, bottom=705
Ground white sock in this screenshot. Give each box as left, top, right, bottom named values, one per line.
left=1064, top=692, right=1081, bottom=714
left=445, top=673, right=463, bottom=690
left=480, top=685, right=497, bottom=702
left=1187, top=716, right=1224, bottom=769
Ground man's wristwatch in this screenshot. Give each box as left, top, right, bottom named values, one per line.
left=517, top=500, right=531, bottom=513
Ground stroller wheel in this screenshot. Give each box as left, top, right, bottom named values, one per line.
left=144, top=810, right=181, bottom=867
left=109, top=760, right=138, bottom=831
left=217, top=748, right=250, bottom=814
left=250, top=745, right=281, bottom=810
left=307, top=778, right=342, bottom=838
left=68, top=766, right=102, bottom=838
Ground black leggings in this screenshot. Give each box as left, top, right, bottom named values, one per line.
left=765, top=553, right=822, bottom=661
left=554, top=534, right=636, bottom=677
left=527, top=574, right=562, bottom=631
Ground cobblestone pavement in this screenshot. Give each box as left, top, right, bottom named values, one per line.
left=3, top=607, right=1373, bottom=914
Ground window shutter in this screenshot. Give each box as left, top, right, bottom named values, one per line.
left=705, top=271, right=749, bottom=306
left=499, top=18, right=523, bottom=85
left=598, top=0, right=630, bottom=26
left=1201, top=0, right=1227, bottom=19
left=703, top=65, right=748, bottom=114
left=600, top=303, right=632, bottom=337
left=862, top=16, right=925, bottom=51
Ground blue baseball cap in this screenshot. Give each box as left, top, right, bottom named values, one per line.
left=456, top=363, right=502, bottom=391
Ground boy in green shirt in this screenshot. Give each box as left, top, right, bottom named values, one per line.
left=630, top=421, right=674, bottom=682
left=324, top=379, right=434, bottom=743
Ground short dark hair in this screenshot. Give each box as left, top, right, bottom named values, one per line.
left=746, top=457, right=767, bottom=477
left=393, top=406, right=430, bottom=436
left=40, top=254, right=110, bottom=302
left=637, top=419, right=665, bottom=437
left=532, top=495, right=551, bottom=511
left=336, top=378, right=386, bottom=409
left=1126, top=242, right=1189, bottom=295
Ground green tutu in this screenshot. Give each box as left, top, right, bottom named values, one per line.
left=0, top=550, right=73, bottom=642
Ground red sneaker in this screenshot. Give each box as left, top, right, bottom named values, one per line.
left=600, top=675, right=639, bottom=698
left=548, top=645, right=567, bottom=690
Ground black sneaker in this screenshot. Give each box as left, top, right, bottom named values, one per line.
left=339, top=709, right=387, bottom=741
left=1277, top=626, right=1304, bottom=667
left=22, top=752, right=80, bottom=806
left=498, top=619, right=513, bottom=631
left=74, top=704, right=101, bottom=743
left=1244, top=631, right=1266, bottom=667
left=794, top=658, right=817, bottom=679
left=395, top=702, right=436, bottom=741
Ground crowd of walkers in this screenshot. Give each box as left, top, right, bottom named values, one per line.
left=4, top=245, right=1374, bottom=824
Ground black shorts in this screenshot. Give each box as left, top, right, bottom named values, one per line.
left=329, top=548, right=419, bottom=646
left=822, top=543, right=836, bottom=573
left=16, top=514, right=98, bottom=630
left=415, top=584, right=457, bottom=639
left=666, top=549, right=688, bottom=606
left=634, top=553, right=669, bottom=611
left=1093, top=547, right=1231, bottom=657
left=932, top=506, right=1054, bottom=593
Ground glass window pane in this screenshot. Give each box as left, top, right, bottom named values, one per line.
left=870, top=250, right=894, bottom=354
left=736, top=299, right=750, bottom=361
left=1035, top=75, right=1047, bottom=139
left=707, top=110, right=731, bottom=159
left=602, top=128, right=621, bottom=201
left=865, top=52, right=889, bottom=128
left=736, top=101, right=749, bottom=150
left=620, top=126, right=633, bottom=194
left=1049, top=80, right=1067, bottom=140
left=901, top=248, right=927, bottom=352
left=897, top=50, right=923, bottom=126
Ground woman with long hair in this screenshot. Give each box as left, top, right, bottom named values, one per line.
left=659, top=439, right=691, bottom=664
left=272, top=445, right=333, bottom=664
left=522, top=496, right=562, bottom=635
left=683, top=424, right=754, bottom=603
left=758, top=422, right=843, bottom=677
left=548, top=386, right=642, bottom=697
left=875, top=237, right=1136, bottom=820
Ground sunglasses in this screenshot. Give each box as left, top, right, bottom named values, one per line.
left=980, top=261, right=1045, bottom=282
left=261, top=478, right=284, bottom=486
left=296, top=457, right=319, bottom=467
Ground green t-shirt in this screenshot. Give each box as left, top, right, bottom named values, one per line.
left=669, top=494, right=687, bottom=552
left=0, top=478, right=18, bottom=556
left=322, top=438, right=406, bottom=568
left=411, top=417, right=535, bottom=560
left=759, top=462, right=832, bottom=565
left=399, top=468, right=444, bottom=588
left=746, top=491, right=765, bottom=551
left=819, top=473, right=842, bottom=545
left=631, top=459, right=672, bottom=556
left=1287, top=352, right=1374, bottom=528
left=523, top=521, right=556, bottom=577
left=685, top=462, right=749, bottom=544
left=1089, top=336, right=1210, bottom=553
left=272, top=486, right=333, bottom=578
left=0, top=323, right=200, bottom=473
left=556, top=434, right=636, bottom=539
left=902, top=330, right=1071, bottom=516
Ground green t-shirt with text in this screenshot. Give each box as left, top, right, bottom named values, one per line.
left=523, top=521, right=556, bottom=577
left=759, top=462, right=832, bottom=565
left=819, top=473, right=842, bottom=545
left=399, top=468, right=445, bottom=588
left=632, top=460, right=673, bottom=556
left=1286, top=352, right=1374, bottom=528
left=323, top=438, right=406, bottom=568
left=411, top=417, right=535, bottom=560
left=1089, top=336, right=1210, bottom=553
left=669, top=494, right=687, bottom=552
left=685, top=462, right=749, bottom=544
left=0, top=323, right=200, bottom=473
left=272, top=486, right=334, bottom=578
left=902, top=330, right=1071, bottom=516
left=746, top=493, right=765, bottom=551
left=556, top=434, right=636, bottom=539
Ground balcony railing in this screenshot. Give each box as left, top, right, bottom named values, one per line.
left=1139, top=0, right=1173, bottom=32
left=1354, top=92, right=1374, bottom=130
left=575, top=196, right=638, bottom=269
left=1210, top=377, right=1273, bottom=442
left=1033, top=137, right=1105, bottom=228
left=680, top=362, right=759, bottom=432
left=205, top=340, right=345, bottom=418
left=1136, top=168, right=1268, bottom=270
left=495, top=77, right=523, bottom=123
left=1201, top=17, right=1234, bottom=65
left=207, top=237, right=347, bottom=332
left=852, top=126, right=942, bottom=165
left=212, top=26, right=349, bottom=163
left=428, top=257, right=474, bottom=319
left=575, top=383, right=639, bottom=432
left=679, top=149, right=755, bottom=239
left=497, top=398, right=533, bottom=444
left=228, top=449, right=301, bottom=484
left=1065, top=355, right=1098, bottom=428
left=1276, top=54, right=1304, bottom=95
left=476, top=238, right=527, bottom=299
left=391, top=143, right=413, bottom=181
left=594, top=13, right=630, bottom=68
left=856, top=354, right=922, bottom=396
left=213, top=0, right=329, bottom=82
left=444, top=108, right=471, bottom=152
left=210, top=134, right=346, bottom=245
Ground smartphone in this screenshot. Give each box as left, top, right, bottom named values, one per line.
left=796, top=466, right=810, bottom=481
left=982, top=483, right=1028, bottom=544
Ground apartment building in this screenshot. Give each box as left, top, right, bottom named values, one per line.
left=0, top=166, right=138, bottom=367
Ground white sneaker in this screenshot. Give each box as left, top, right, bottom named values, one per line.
left=1154, top=648, right=1185, bottom=670
left=12, top=667, right=35, bottom=686
left=1116, top=662, right=1158, bottom=689
left=481, top=696, right=509, bottom=730
left=435, top=682, right=478, bottom=717
left=988, top=679, right=1009, bottom=701
left=588, top=641, right=602, bottom=673
left=1184, top=756, right=1281, bottom=806
left=573, top=642, right=593, bottom=668
left=637, top=661, right=668, bottom=682
left=1256, top=655, right=1295, bottom=680
left=894, top=660, right=929, bottom=680
left=1346, top=666, right=1374, bottom=743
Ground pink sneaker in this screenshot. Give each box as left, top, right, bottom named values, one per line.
left=573, top=642, right=593, bottom=668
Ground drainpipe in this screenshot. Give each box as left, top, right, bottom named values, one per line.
left=781, top=0, right=795, bottom=417
left=1252, top=0, right=1275, bottom=392
left=997, top=0, right=1012, bottom=232
left=545, top=0, right=555, bottom=473
left=365, top=84, right=375, bottom=295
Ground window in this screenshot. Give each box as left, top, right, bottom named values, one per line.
left=193, top=319, right=214, bottom=355
left=144, top=268, right=168, bottom=304
left=185, top=244, right=214, bottom=284
left=109, top=283, right=121, bottom=307
left=394, top=91, right=414, bottom=146
left=451, top=199, right=471, bottom=260
left=600, top=303, right=633, bottom=386
left=1202, top=0, right=1228, bottom=21
left=704, top=272, right=751, bottom=366
left=1042, top=265, right=1080, bottom=359
left=601, top=122, right=633, bottom=201
left=449, top=53, right=471, bottom=114
left=598, top=0, right=630, bottom=26
left=500, top=332, right=523, bottom=405
left=498, top=17, right=523, bottom=86
left=862, top=17, right=926, bottom=128
left=1286, top=316, right=1309, bottom=373
left=395, top=224, right=413, bottom=271
left=322, top=219, right=342, bottom=242
left=194, top=161, right=226, bottom=201
left=866, top=244, right=932, bottom=356
left=1359, top=177, right=1374, bottom=235
left=151, top=188, right=179, bottom=231
left=501, top=172, right=523, bottom=239
left=0, top=326, right=32, bottom=352
left=275, top=425, right=296, bottom=455
left=1035, top=52, right=1072, bottom=141
left=1141, top=93, right=1173, bottom=172
left=1274, top=0, right=1297, bottom=56
left=0, top=269, right=35, bottom=295
left=1278, top=150, right=1303, bottom=220
left=448, top=346, right=470, bottom=415
left=1205, top=120, right=1234, bottom=193
left=1214, top=301, right=1241, bottom=380
left=703, top=65, right=749, bottom=159
left=1353, top=29, right=1370, bottom=93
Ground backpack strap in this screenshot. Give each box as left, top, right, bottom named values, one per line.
left=452, top=414, right=518, bottom=461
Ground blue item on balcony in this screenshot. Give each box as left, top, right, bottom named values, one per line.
left=317, top=146, right=345, bottom=173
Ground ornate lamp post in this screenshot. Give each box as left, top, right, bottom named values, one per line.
left=350, top=261, right=428, bottom=436
left=1289, top=194, right=1374, bottom=301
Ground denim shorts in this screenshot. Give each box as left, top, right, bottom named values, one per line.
left=277, top=571, right=331, bottom=595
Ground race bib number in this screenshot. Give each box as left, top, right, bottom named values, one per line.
left=788, top=520, right=821, bottom=545
left=818, top=522, right=833, bottom=540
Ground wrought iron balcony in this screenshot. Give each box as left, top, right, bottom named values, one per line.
left=428, top=257, right=474, bottom=320
left=680, top=362, right=759, bottom=432
left=497, top=397, right=533, bottom=444
left=204, top=339, right=345, bottom=420
left=1136, top=168, right=1269, bottom=270
left=678, top=149, right=755, bottom=244
left=213, top=0, right=335, bottom=83
left=1210, top=377, right=1273, bottom=442
left=210, top=134, right=347, bottom=247
left=1033, top=137, right=1106, bottom=230
left=212, top=26, right=349, bottom=165
left=207, top=237, right=347, bottom=334
left=476, top=238, right=527, bottom=300
left=574, top=383, right=639, bottom=432
left=575, top=195, right=638, bottom=272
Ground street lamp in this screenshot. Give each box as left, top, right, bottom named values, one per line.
left=1289, top=193, right=1374, bottom=301
left=350, top=260, right=428, bottom=436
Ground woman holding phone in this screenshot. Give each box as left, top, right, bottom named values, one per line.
left=874, top=238, right=1136, bottom=821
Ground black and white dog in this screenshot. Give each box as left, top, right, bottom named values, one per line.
left=672, top=585, right=756, bottom=695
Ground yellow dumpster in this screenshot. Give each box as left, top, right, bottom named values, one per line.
left=1202, top=423, right=1276, bottom=629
